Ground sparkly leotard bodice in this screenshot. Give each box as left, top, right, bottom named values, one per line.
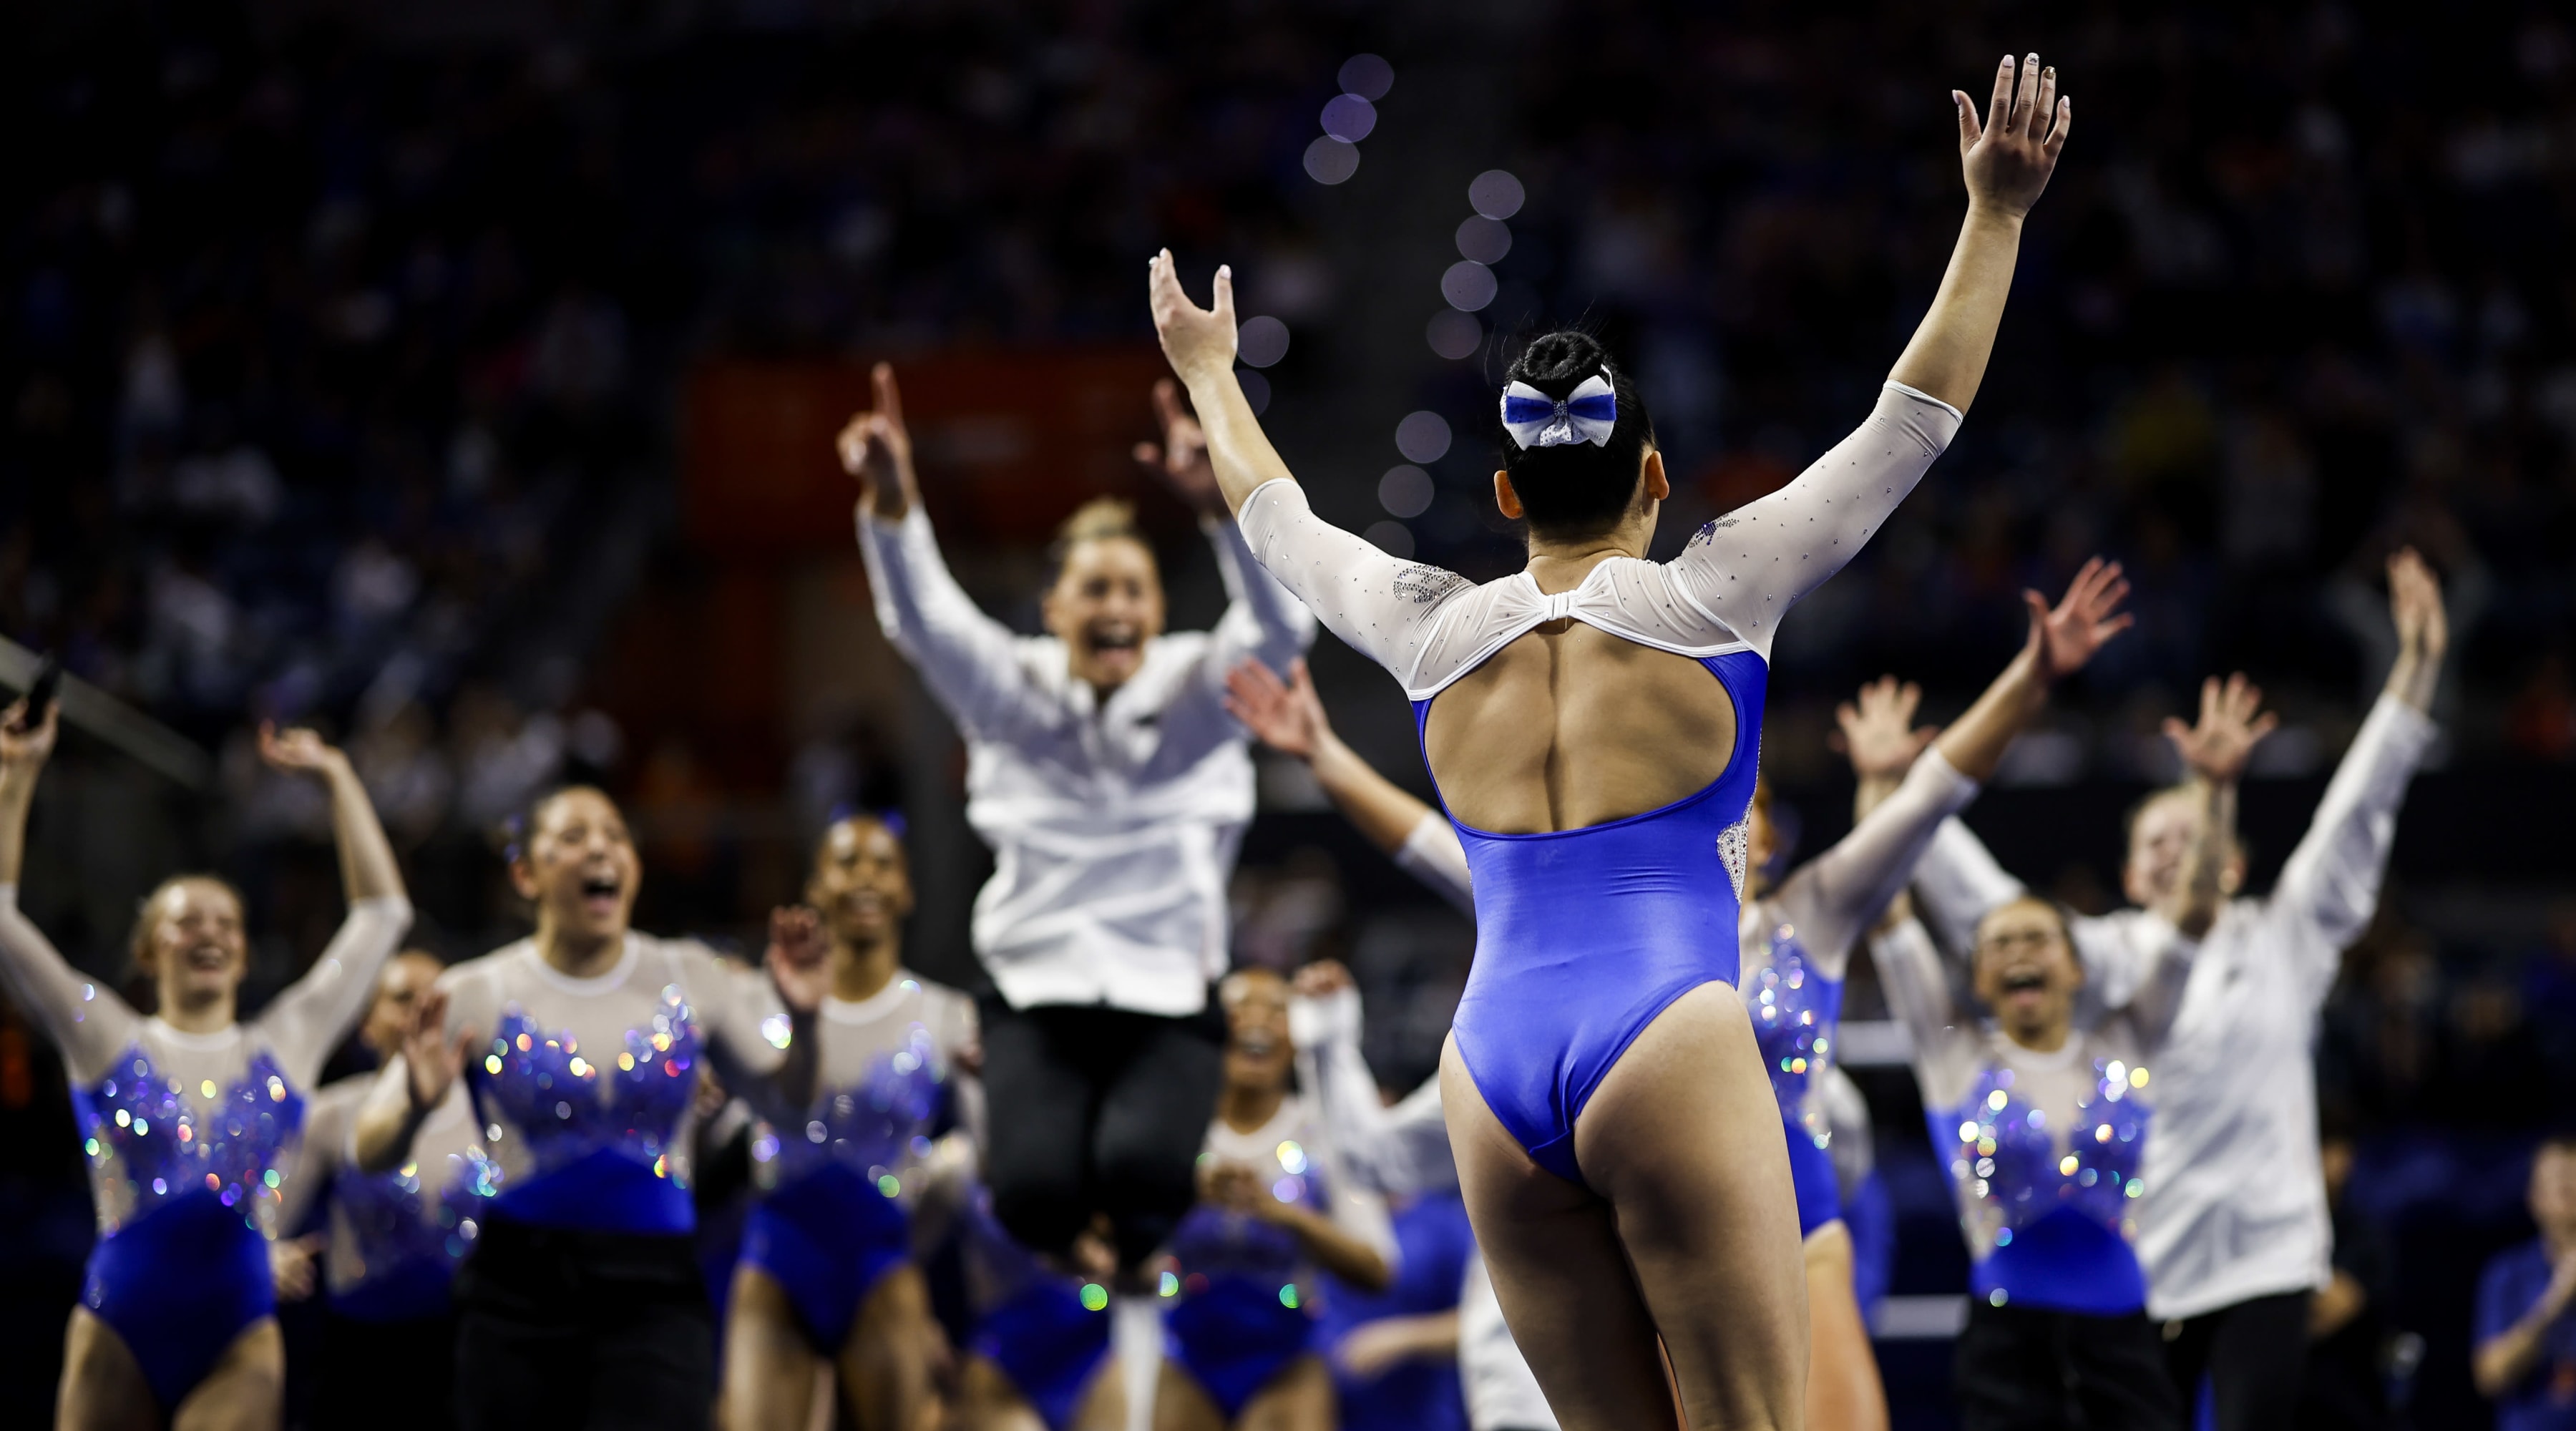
left=424, top=933, right=794, bottom=1236
left=1934, top=1044, right=2152, bottom=1313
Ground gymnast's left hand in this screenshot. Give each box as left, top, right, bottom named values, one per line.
left=257, top=723, right=352, bottom=779
left=1148, top=250, right=1238, bottom=387
left=1956, top=53, right=2071, bottom=219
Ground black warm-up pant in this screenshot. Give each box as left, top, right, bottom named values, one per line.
left=979, top=995, right=1226, bottom=1268
left=2160, top=1291, right=2311, bottom=1431
left=1955, top=1299, right=2185, bottom=1431
left=451, top=1214, right=715, bottom=1431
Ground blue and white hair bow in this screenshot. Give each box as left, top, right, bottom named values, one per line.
left=1500, top=371, right=1617, bottom=449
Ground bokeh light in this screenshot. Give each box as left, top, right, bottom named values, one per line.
left=1468, top=169, right=1525, bottom=220
left=1378, top=465, right=1435, bottom=519
left=1456, top=215, right=1512, bottom=265
left=1425, top=310, right=1482, bottom=360
left=1395, top=411, right=1452, bottom=464
left=1302, top=137, right=1360, bottom=185
left=1237, top=316, right=1290, bottom=368
left=1362, top=520, right=1415, bottom=558
left=1320, top=94, right=1377, bottom=143
left=1337, top=54, right=1394, bottom=101
left=1441, top=260, right=1497, bottom=312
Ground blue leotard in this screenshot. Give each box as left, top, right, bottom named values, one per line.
left=0, top=888, right=412, bottom=1414
left=1933, top=1057, right=2151, bottom=1314
left=1424, top=650, right=1767, bottom=1188
left=291, top=1077, right=502, bottom=1324
left=77, top=1046, right=306, bottom=1408
left=1237, top=383, right=1963, bottom=1191
left=962, top=1193, right=1113, bottom=1431
left=1322, top=1191, right=1474, bottom=1431
left=1745, top=922, right=1845, bottom=1235
left=740, top=977, right=972, bottom=1352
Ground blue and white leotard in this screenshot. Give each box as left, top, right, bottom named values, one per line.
left=371, top=932, right=796, bottom=1238
left=958, top=1188, right=1117, bottom=1431
left=741, top=972, right=976, bottom=1351
left=1872, top=914, right=2172, bottom=1314
left=1164, top=1093, right=1392, bottom=1418
left=286, top=1074, right=499, bottom=1322
left=0, top=886, right=411, bottom=1410
left=1239, top=382, right=1961, bottom=1187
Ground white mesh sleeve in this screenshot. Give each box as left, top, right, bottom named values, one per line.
left=1769, top=749, right=1979, bottom=981
left=1392, top=812, right=1473, bottom=914
left=1236, top=480, right=1482, bottom=694
left=1664, top=383, right=1961, bottom=660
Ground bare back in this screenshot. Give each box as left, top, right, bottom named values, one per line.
left=1425, top=621, right=1737, bottom=834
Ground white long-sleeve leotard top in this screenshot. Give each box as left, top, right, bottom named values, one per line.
left=858, top=507, right=1316, bottom=1016
left=1908, top=693, right=2436, bottom=1320
left=0, top=885, right=412, bottom=1239
left=1235, top=382, right=1962, bottom=698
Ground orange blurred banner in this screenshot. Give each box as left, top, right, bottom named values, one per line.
left=682, top=346, right=1176, bottom=552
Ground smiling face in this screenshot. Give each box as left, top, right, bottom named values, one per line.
left=809, top=816, right=914, bottom=949
left=1220, top=968, right=1294, bottom=1095
left=136, top=877, right=249, bottom=1013
left=511, top=786, right=640, bottom=949
left=1043, top=536, right=1166, bottom=694
left=2123, top=786, right=2244, bottom=909
left=1971, top=897, right=2084, bottom=1048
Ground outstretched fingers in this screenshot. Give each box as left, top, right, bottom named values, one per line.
left=1987, top=54, right=2018, bottom=139
left=2012, top=53, right=2042, bottom=136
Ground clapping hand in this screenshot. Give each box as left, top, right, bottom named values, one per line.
left=1136, top=378, right=1223, bottom=514
left=1833, top=677, right=1938, bottom=783
left=2163, top=673, right=2278, bottom=786
left=763, top=904, right=830, bottom=1016
left=2025, top=557, right=2134, bottom=683
left=1958, top=53, right=2072, bottom=218
left=1224, top=658, right=1330, bottom=762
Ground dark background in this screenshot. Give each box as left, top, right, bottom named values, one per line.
left=1, top=1, right=2572, bottom=1426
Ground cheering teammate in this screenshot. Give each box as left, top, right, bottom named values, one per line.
left=356, top=786, right=824, bottom=1430
left=839, top=365, right=1314, bottom=1273
left=1908, top=550, right=2447, bottom=1429
left=0, top=703, right=411, bottom=1429
left=1153, top=52, right=2069, bottom=1422
left=721, top=814, right=977, bottom=1431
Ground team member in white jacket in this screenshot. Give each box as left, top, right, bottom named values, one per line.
left=1908, top=548, right=2446, bottom=1431
left=839, top=364, right=1314, bottom=1268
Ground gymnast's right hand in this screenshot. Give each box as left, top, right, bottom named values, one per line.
left=1956, top=53, right=2071, bottom=219
left=1224, top=658, right=1328, bottom=763
left=1147, top=249, right=1237, bottom=387
left=836, top=361, right=919, bottom=522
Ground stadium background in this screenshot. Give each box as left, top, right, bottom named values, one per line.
left=1, top=1, right=2572, bottom=1425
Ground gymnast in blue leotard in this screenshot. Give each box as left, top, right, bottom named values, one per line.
left=1152, top=49, right=2073, bottom=1425
left=1228, top=552, right=2139, bottom=1431
left=0, top=703, right=410, bottom=1428
left=721, top=814, right=979, bottom=1431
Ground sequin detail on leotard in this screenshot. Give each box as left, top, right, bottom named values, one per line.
left=1745, top=923, right=1845, bottom=1234
left=477, top=985, right=700, bottom=1181
left=1937, top=1057, right=2152, bottom=1312
left=74, top=1045, right=306, bottom=1234
left=760, top=1020, right=946, bottom=1188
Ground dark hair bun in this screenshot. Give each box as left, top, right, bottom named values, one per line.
left=1498, top=331, right=1656, bottom=538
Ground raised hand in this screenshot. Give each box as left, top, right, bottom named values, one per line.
left=1957, top=53, right=2071, bottom=218
left=258, top=723, right=351, bottom=778
left=0, top=698, right=58, bottom=776
left=2387, top=547, right=2447, bottom=664
left=2163, top=674, right=2278, bottom=786
left=1833, top=677, right=1937, bottom=782
left=763, top=904, right=830, bottom=1015
left=835, top=362, right=920, bottom=522
left=1148, top=250, right=1238, bottom=387
left=1224, top=658, right=1329, bottom=761
left=401, top=986, right=473, bottom=1115
left=1292, top=957, right=1354, bottom=1001
left=1136, top=378, right=1223, bottom=514
left=2023, top=557, right=2134, bottom=683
